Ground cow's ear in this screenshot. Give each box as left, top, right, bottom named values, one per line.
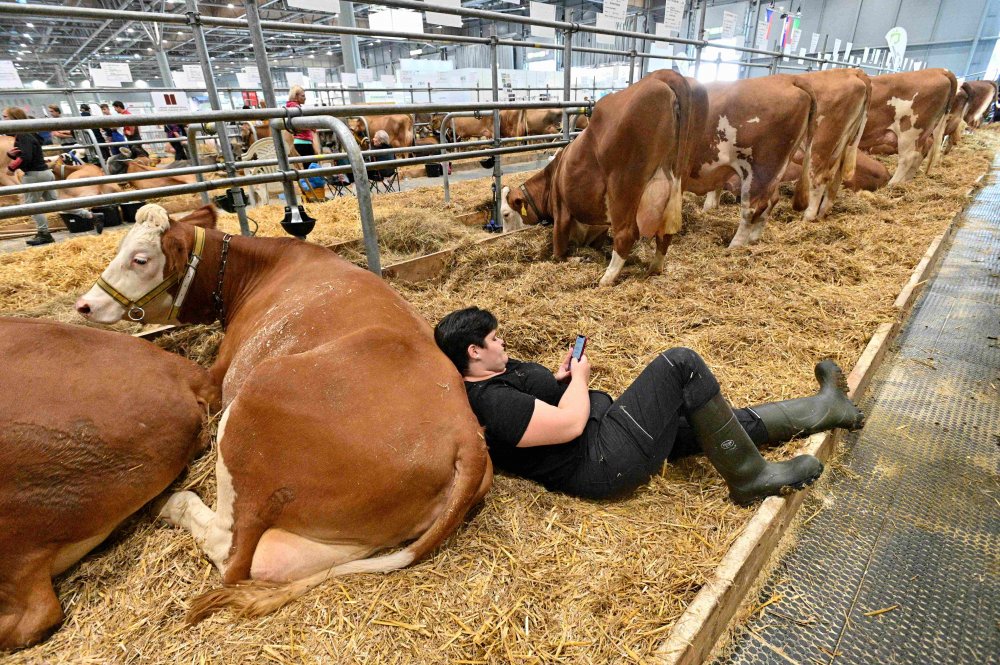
left=173, top=204, right=218, bottom=230
left=161, top=229, right=190, bottom=279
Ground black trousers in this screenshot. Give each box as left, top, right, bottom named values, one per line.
left=557, top=347, right=767, bottom=500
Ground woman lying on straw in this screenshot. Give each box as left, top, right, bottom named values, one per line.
left=434, top=307, right=865, bottom=506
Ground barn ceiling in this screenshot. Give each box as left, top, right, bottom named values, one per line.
left=0, top=0, right=617, bottom=86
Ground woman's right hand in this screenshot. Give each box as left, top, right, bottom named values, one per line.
left=569, top=354, right=591, bottom=385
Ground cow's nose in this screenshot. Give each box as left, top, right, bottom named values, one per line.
left=75, top=298, right=92, bottom=317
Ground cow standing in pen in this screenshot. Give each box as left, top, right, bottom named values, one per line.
left=0, top=318, right=219, bottom=650
left=791, top=69, right=871, bottom=221
left=962, top=79, right=998, bottom=129
left=75, top=204, right=492, bottom=623
left=859, top=68, right=957, bottom=185
left=500, top=70, right=706, bottom=286
left=687, top=74, right=817, bottom=247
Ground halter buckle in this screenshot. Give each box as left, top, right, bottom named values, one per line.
left=127, top=306, right=145, bottom=321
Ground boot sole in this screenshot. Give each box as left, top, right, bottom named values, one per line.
left=731, top=464, right=825, bottom=507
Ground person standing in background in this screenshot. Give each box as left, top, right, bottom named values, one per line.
left=284, top=85, right=319, bottom=167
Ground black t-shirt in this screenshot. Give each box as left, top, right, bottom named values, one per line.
left=464, top=359, right=610, bottom=489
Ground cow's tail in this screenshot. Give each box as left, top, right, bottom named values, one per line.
left=185, top=440, right=490, bottom=625
left=791, top=78, right=818, bottom=213
left=660, top=74, right=700, bottom=235
left=928, top=69, right=958, bottom=172
left=843, top=72, right=872, bottom=181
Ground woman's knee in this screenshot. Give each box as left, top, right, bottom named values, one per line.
left=661, top=347, right=720, bottom=409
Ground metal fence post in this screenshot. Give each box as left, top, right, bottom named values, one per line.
left=628, top=49, right=637, bottom=85
left=562, top=9, right=574, bottom=141
left=244, top=0, right=314, bottom=238
left=185, top=0, right=250, bottom=236
left=490, top=35, right=503, bottom=231
left=693, top=0, right=708, bottom=78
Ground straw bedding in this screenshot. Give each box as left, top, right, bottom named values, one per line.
left=1, top=131, right=995, bottom=664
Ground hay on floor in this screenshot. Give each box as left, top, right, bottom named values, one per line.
left=0, top=131, right=995, bottom=664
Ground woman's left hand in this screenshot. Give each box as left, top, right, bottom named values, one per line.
left=553, top=348, right=574, bottom=383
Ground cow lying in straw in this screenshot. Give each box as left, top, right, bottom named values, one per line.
left=501, top=70, right=706, bottom=286
left=75, top=204, right=492, bottom=623
left=0, top=318, right=218, bottom=650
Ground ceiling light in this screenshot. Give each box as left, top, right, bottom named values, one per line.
left=326, top=50, right=332, bottom=55
left=19, top=43, right=26, bottom=47
left=147, top=47, right=153, bottom=52
left=409, top=49, right=421, bottom=55
left=26, top=22, right=33, bottom=27
left=227, top=3, right=234, bottom=7
left=308, top=54, right=315, bottom=58
left=126, top=28, right=134, bottom=34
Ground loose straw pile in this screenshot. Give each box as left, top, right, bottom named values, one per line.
left=1, top=131, right=994, bottom=664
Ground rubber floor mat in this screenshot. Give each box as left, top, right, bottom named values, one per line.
left=717, top=166, right=1000, bottom=665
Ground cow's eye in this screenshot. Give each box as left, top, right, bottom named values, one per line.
left=133, top=257, right=148, bottom=266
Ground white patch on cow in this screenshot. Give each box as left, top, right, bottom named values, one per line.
left=887, top=96, right=923, bottom=185
left=599, top=251, right=626, bottom=287
left=970, top=94, right=993, bottom=128
left=747, top=117, right=761, bottom=124
left=703, top=189, right=721, bottom=211
left=160, top=405, right=237, bottom=576
left=804, top=183, right=827, bottom=222
left=76, top=205, right=175, bottom=324
left=499, top=185, right=525, bottom=231
left=699, top=116, right=754, bottom=207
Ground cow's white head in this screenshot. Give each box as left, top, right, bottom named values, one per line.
left=75, top=204, right=214, bottom=324
left=500, top=185, right=526, bottom=229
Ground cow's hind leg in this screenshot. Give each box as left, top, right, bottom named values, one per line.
left=649, top=234, right=673, bottom=276
left=601, top=227, right=638, bottom=287
left=0, top=561, right=63, bottom=650
left=159, top=406, right=237, bottom=577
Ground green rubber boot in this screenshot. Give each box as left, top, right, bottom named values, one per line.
left=690, top=394, right=825, bottom=506
left=749, top=360, right=865, bottom=442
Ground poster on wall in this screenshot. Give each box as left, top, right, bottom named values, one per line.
left=0, top=60, right=22, bottom=88
left=286, top=71, right=306, bottom=88
left=90, top=67, right=122, bottom=87
left=340, top=72, right=358, bottom=87
left=307, top=67, right=327, bottom=85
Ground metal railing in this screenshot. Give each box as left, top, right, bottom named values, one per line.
left=0, top=0, right=909, bottom=273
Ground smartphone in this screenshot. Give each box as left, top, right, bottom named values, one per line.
left=571, top=335, right=587, bottom=362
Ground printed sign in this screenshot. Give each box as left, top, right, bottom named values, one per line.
left=529, top=1, right=556, bottom=39
left=596, top=13, right=621, bottom=45
left=663, top=0, right=685, bottom=31
left=809, top=32, right=820, bottom=53
left=0, top=60, right=22, bottom=88
left=340, top=72, right=358, bottom=87
left=100, top=62, right=133, bottom=83
left=357, top=68, right=375, bottom=83
left=721, top=11, right=738, bottom=39
left=182, top=64, right=206, bottom=87
left=151, top=91, right=189, bottom=112
left=602, top=0, right=627, bottom=22
left=425, top=0, right=463, bottom=29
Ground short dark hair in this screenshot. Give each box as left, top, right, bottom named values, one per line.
left=112, top=101, right=125, bottom=109
left=434, top=307, right=497, bottom=376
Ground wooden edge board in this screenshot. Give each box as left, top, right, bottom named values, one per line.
left=132, top=324, right=179, bottom=339
left=653, top=195, right=969, bottom=665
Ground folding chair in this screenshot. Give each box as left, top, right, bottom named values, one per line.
left=368, top=167, right=400, bottom=194
left=242, top=138, right=283, bottom=208
left=326, top=174, right=355, bottom=198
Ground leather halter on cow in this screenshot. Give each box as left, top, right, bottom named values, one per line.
left=75, top=204, right=492, bottom=624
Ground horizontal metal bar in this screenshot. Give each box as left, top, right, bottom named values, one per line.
left=0, top=100, right=593, bottom=135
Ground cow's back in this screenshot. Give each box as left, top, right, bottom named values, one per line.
left=0, top=317, right=217, bottom=647
left=861, top=69, right=955, bottom=150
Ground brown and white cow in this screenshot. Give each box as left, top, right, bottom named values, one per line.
left=0, top=317, right=219, bottom=650
left=346, top=114, right=415, bottom=149
left=501, top=70, right=706, bottom=286
left=943, top=83, right=973, bottom=154
left=688, top=74, right=817, bottom=247
left=74, top=204, right=492, bottom=622
left=859, top=68, right=957, bottom=185
left=0, top=135, right=19, bottom=187
left=963, top=79, right=998, bottom=129
left=792, top=69, right=871, bottom=220
left=239, top=120, right=273, bottom=151
left=107, top=151, right=201, bottom=189
left=780, top=150, right=890, bottom=194
left=50, top=158, right=122, bottom=198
